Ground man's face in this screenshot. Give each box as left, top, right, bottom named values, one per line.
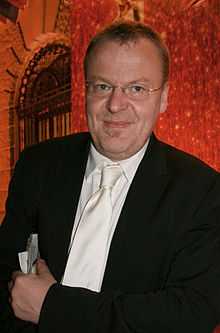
left=85, top=38, right=168, bottom=161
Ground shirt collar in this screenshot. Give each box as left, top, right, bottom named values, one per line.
left=85, top=140, right=149, bottom=182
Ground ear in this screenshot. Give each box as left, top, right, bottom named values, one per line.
left=159, top=83, right=169, bottom=114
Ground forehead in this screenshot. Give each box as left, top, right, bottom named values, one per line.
left=86, top=38, right=163, bottom=83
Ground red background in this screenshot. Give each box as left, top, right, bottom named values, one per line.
left=71, top=0, right=220, bottom=171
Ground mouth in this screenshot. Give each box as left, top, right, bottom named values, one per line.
left=103, top=120, right=132, bottom=129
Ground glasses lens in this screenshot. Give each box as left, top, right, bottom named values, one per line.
left=86, top=81, right=162, bottom=100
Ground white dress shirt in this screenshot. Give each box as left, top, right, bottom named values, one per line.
left=62, top=140, right=149, bottom=291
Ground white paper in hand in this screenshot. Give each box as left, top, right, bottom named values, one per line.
left=18, top=251, right=28, bottom=273
left=18, top=234, right=39, bottom=274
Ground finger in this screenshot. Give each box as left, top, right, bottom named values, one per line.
left=36, top=259, right=56, bottom=284
left=36, top=259, right=50, bottom=275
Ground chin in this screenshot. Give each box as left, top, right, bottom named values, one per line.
left=102, top=135, right=126, bottom=148
left=99, top=143, right=130, bottom=160
left=103, top=125, right=132, bottom=139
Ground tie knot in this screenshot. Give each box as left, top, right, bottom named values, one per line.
left=100, top=164, right=122, bottom=189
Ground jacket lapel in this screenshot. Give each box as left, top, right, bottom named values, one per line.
left=46, top=134, right=91, bottom=280
left=102, top=135, right=171, bottom=289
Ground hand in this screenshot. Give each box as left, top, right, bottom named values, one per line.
left=9, top=259, right=56, bottom=324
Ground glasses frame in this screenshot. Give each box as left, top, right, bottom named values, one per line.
left=85, top=80, right=163, bottom=100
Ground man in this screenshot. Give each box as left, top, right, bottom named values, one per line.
left=0, top=21, right=220, bottom=333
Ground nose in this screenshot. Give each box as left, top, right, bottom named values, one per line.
left=106, top=87, right=127, bottom=113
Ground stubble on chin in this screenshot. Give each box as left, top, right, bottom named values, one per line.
left=104, top=127, right=122, bottom=138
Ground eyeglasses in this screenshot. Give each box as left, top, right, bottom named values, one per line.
left=86, top=81, right=163, bottom=101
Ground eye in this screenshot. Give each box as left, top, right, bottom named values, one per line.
left=94, top=83, right=112, bottom=93
left=127, top=85, right=146, bottom=95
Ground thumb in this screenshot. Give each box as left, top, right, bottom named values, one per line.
left=36, top=259, right=57, bottom=286
left=36, top=259, right=50, bottom=276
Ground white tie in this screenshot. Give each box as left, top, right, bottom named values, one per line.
left=62, top=163, right=122, bottom=291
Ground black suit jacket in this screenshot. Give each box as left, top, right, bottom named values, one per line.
left=0, top=133, right=220, bottom=333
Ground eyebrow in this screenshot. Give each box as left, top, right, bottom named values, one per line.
left=87, top=75, right=152, bottom=85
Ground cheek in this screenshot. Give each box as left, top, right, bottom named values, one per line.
left=86, top=102, right=97, bottom=127
left=86, top=99, right=104, bottom=122
left=86, top=102, right=106, bottom=136
left=136, top=105, right=159, bottom=133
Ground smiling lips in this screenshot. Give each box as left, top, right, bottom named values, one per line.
left=103, top=120, right=132, bottom=128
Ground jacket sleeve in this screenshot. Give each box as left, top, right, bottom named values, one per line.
left=38, top=175, right=220, bottom=333
left=0, top=148, right=40, bottom=333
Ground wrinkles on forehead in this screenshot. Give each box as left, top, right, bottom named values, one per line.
left=85, top=34, right=168, bottom=84
left=86, top=39, right=164, bottom=87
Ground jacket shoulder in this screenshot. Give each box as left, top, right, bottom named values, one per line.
left=156, top=139, right=219, bottom=179
left=19, top=132, right=90, bottom=160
